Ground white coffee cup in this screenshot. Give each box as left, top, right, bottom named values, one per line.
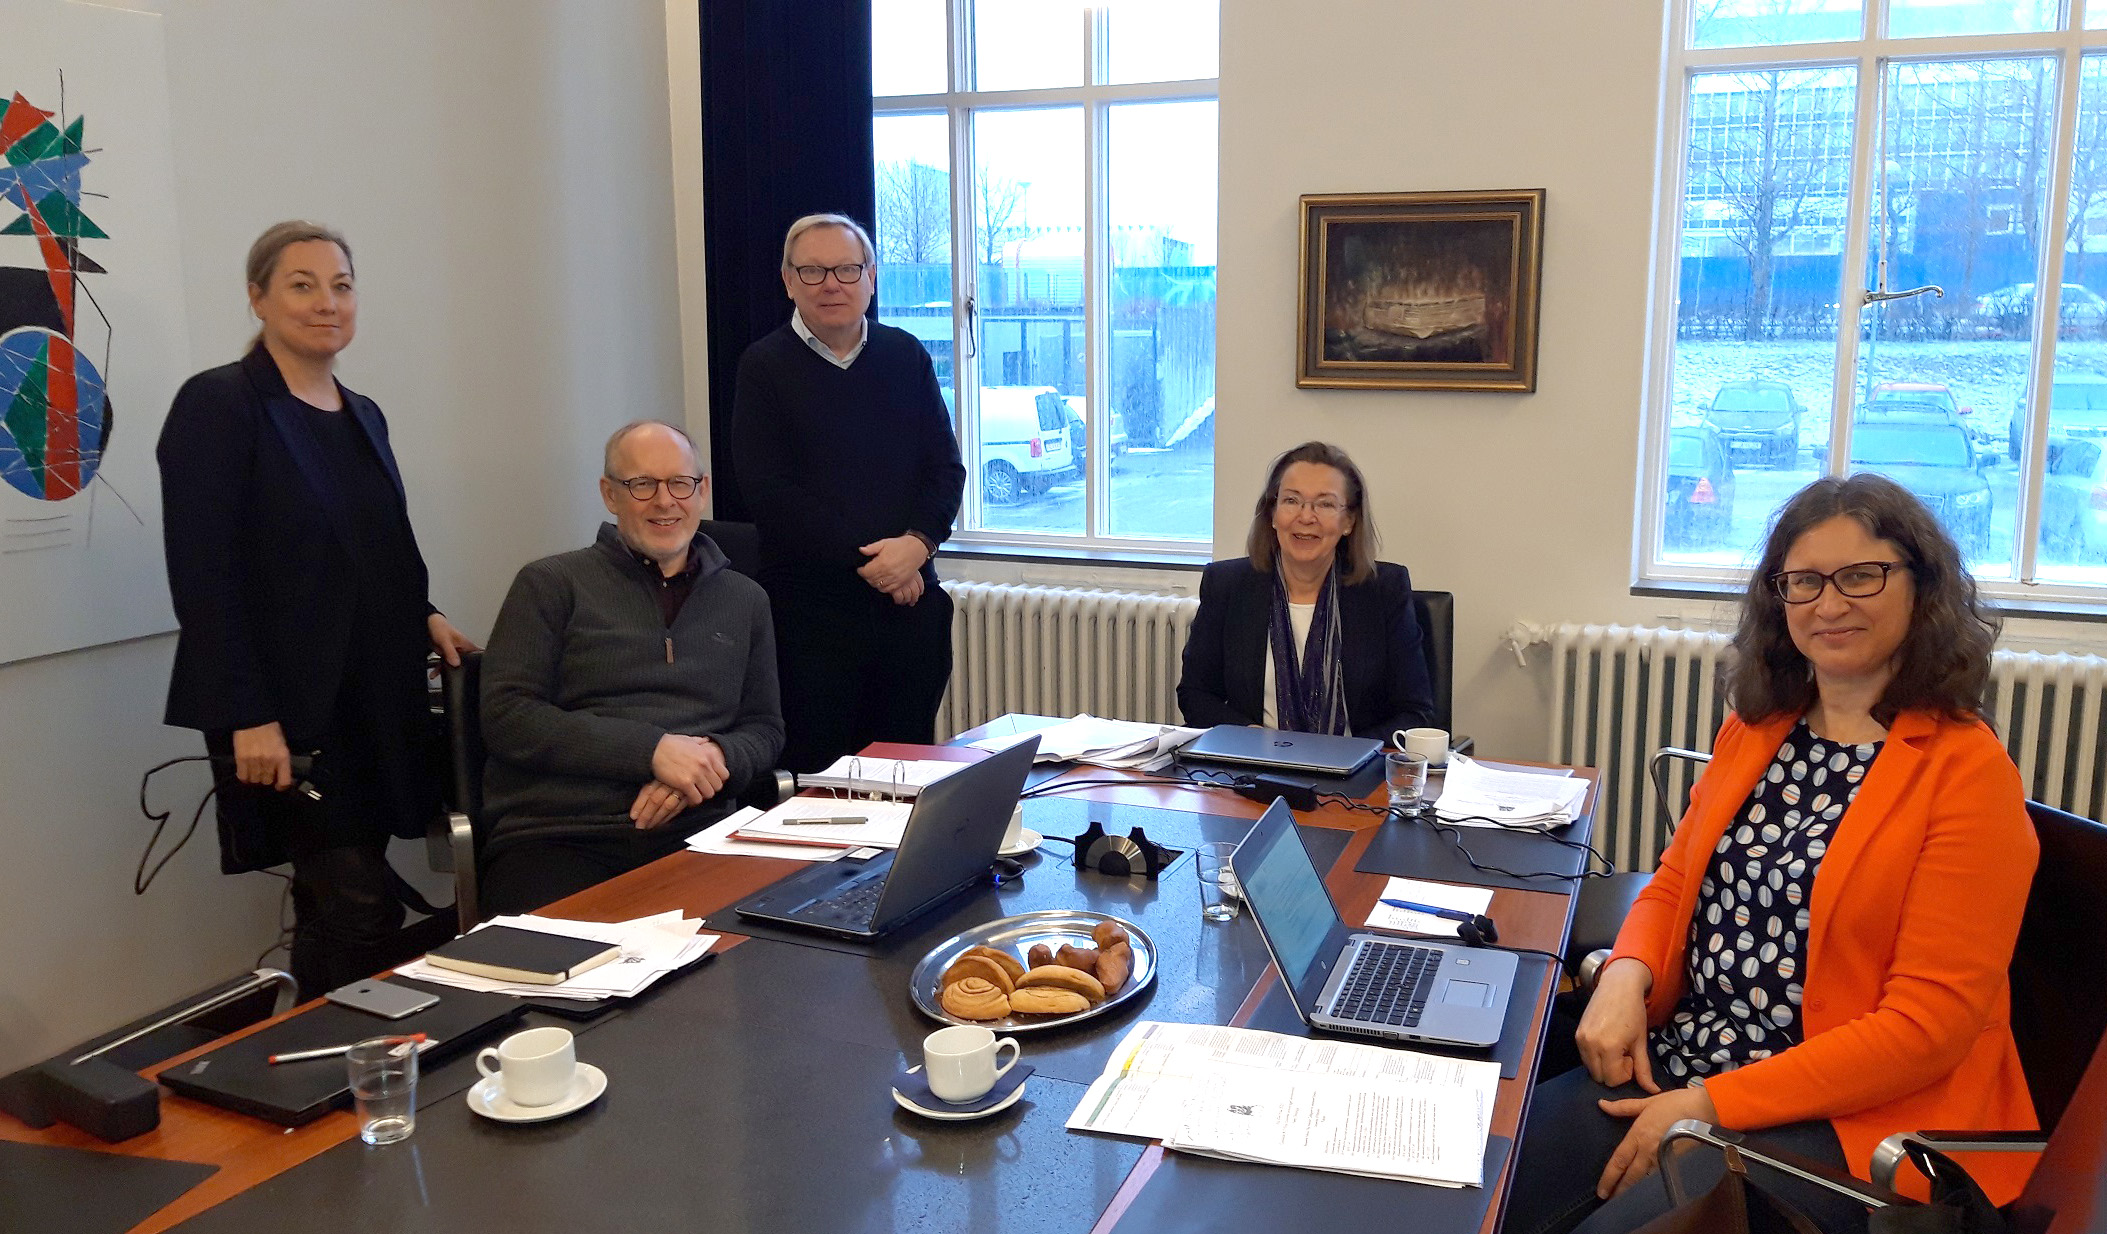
left=476, top=1025, right=576, bottom=1108
left=1000, top=802, right=1026, bottom=851
left=1403, top=727, right=1451, bottom=766
left=923, top=1024, right=1020, bottom=1103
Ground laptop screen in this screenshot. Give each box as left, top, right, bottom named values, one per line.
left=1236, top=800, right=1346, bottom=988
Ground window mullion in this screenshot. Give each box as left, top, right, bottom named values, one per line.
left=1825, top=53, right=1884, bottom=477
left=2017, top=46, right=2087, bottom=582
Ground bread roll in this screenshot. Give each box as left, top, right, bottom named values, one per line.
left=1026, top=943, right=1055, bottom=969
left=1009, top=986, right=1090, bottom=1015
left=940, top=977, right=1011, bottom=1021
left=1054, top=944, right=1100, bottom=977
left=962, top=945, right=1026, bottom=983
left=1098, top=941, right=1133, bottom=996
left=1091, top=920, right=1128, bottom=951
left=942, top=954, right=1014, bottom=994
left=1018, top=964, right=1106, bottom=1003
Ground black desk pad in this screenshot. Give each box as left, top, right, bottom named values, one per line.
left=1109, top=1134, right=1512, bottom=1234
left=1240, top=951, right=1556, bottom=1080
left=171, top=1008, right=1142, bottom=1234
left=1354, top=810, right=1599, bottom=892
left=0, top=1141, right=217, bottom=1234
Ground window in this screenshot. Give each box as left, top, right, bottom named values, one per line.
left=872, top=0, right=1218, bottom=548
left=1643, top=1, right=2107, bottom=601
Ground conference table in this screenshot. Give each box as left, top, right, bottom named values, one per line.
left=1, top=718, right=1601, bottom=1234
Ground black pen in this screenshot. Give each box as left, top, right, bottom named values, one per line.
left=780, top=816, right=868, bottom=826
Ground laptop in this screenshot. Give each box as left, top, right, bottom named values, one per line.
left=1182, top=725, right=1382, bottom=777
left=733, top=736, right=1039, bottom=940
left=1234, top=799, right=1517, bottom=1047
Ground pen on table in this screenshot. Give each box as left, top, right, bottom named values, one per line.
left=268, top=1034, right=434, bottom=1065
left=780, top=816, right=867, bottom=826
left=1378, top=898, right=1476, bottom=922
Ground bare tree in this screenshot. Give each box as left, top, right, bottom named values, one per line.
left=2066, top=75, right=2107, bottom=258
left=975, top=174, right=1027, bottom=267
left=875, top=159, right=950, bottom=264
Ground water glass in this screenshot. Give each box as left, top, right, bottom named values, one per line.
left=347, top=1036, right=420, bottom=1145
left=1196, top=842, right=1242, bottom=922
left=1385, top=751, right=1430, bottom=815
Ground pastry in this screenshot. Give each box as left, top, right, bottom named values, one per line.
left=941, top=954, right=1014, bottom=994
left=1091, top=920, right=1128, bottom=951
left=1026, top=943, right=1055, bottom=969
left=1054, top=944, right=1100, bottom=976
left=963, top=945, right=1026, bottom=983
left=1098, top=941, right=1133, bottom=995
left=1009, top=986, right=1090, bottom=1015
left=940, top=976, right=1011, bottom=1021
left=1018, top=964, right=1106, bottom=1003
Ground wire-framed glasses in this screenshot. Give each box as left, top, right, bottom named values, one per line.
left=792, top=263, right=867, bottom=286
left=1768, top=560, right=1906, bottom=604
left=611, top=475, right=703, bottom=501
left=1275, top=493, right=1347, bottom=518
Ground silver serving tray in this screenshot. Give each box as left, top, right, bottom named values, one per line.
left=909, top=910, right=1157, bottom=1033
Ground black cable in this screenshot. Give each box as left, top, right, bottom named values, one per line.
left=135, top=756, right=216, bottom=895
left=1017, top=770, right=1241, bottom=799
left=1313, top=792, right=1619, bottom=883
left=1377, top=927, right=1570, bottom=970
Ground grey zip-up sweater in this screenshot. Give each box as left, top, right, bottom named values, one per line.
left=479, top=524, right=784, bottom=833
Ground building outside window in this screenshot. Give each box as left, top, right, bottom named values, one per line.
left=872, top=0, right=1219, bottom=548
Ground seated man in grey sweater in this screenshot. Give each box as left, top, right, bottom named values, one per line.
left=477, top=420, right=784, bottom=913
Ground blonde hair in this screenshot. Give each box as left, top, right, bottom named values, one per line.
left=246, top=220, right=353, bottom=292
left=1244, top=441, right=1379, bottom=585
left=781, top=213, right=875, bottom=269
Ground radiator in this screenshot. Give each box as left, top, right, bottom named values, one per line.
left=1536, top=623, right=2107, bottom=874
left=937, top=582, right=1200, bottom=737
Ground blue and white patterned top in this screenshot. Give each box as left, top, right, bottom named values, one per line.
left=1652, top=720, right=1882, bottom=1083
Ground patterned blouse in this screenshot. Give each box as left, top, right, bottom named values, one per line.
left=1652, top=720, right=1883, bottom=1083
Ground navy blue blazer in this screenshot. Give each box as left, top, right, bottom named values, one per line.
left=157, top=345, right=433, bottom=740
left=1176, top=558, right=1436, bottom=741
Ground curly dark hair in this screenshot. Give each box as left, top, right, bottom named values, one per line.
left=1726, top=474, right=2000, bottom=726
left=1244, top=441, right=1380, bottom=584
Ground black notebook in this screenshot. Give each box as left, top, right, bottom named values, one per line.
left=422, top=924, right=621, bottom=985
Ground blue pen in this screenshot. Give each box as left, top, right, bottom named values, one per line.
left=1378, top=897, right=1477, bottom=923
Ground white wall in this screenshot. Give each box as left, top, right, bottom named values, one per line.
left=0, top=0, right=688, bottom=1075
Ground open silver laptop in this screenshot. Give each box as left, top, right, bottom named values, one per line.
left=1183, top=725, right=1381, bottom=777
left=1234, top=799, right=1516, bottom=1047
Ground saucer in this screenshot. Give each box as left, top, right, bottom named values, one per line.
left=998, top=828, right=1043, bottom=858
left=891, top=1066, right=1027, bottom=1121
left=466, top=1063, right=607, bottom=1123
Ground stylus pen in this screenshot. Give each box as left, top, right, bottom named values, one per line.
left=780, top=816, right=867, bottom=826
left=269, top=1034, right=432, bottom=1065
left=1378, top=898, right=1476, bottom=922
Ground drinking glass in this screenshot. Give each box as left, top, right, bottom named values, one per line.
left=347, top=1036, right=420, bottom=1145
left=1196, top=842, right=1242, bottom=921
left=1385, top=751, right=1430, bottom=815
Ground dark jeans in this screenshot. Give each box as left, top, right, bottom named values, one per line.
left=286, top=842, right=409, bottom=1001
left=1505, top=1067, right=1868, bottom=1234
left=771, top=581, right=954, bottom=774
left=479, top=814, right=701, bottom=916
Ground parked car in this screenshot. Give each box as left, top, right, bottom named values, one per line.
left=1663, top=425, right=1735, bottom=550
left=1973, top=282, right=2107, bottom=338
left=1865, top=381, right=1996, bottom=451
left=976, top=386, right=1076, bottom=505
left=1847, top=420, right=1992, bottom=556
left=2040, top=436, right=2107, bottom=564
left=1702, top=379, right=1803, bottom=469
left=1061, top=395, right=1128, bottom=475
left=2008, top=375, right=2107, bottom=462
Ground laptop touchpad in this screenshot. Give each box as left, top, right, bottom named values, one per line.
left=1441, top=979, right=1493, bottom=1007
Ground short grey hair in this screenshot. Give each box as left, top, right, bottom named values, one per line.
left=602, top=420, right=701, bottom=477
left=781, top=213, right=875, bottom=270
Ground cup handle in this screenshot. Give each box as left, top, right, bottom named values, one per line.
left=476, top=1047, right=501, bottom=1080
left=990, top=1037, right=1021, bottom=1080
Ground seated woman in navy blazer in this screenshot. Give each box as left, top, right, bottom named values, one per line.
left=1177, top=441, right=1435, bottom=739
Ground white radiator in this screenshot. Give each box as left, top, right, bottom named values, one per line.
left=1536, top=623, right=2107, bottom=874
left=938, top=582, right=1200, bottom=737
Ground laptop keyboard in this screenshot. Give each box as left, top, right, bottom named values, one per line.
left=815, top=876, right=885, bottom=927
left=1327, top=941, right=1438, bottom=1028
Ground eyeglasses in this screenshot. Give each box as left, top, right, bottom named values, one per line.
left=610, top=475, right=703, bottom=501
left=1768, top=560, right=1907, bottom=604
left=1275, top=494, right=1348, bottom=518
left=791, top=263, right=867, bottom=286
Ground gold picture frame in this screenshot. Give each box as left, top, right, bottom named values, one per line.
left=1296, top=189, right=1545, bottom=392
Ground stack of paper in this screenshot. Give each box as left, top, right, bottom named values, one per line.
left=727, top=795, right=914, bottom=850
left=1067, top=1022, right=1499, bottom=1187
left=799, top=756, right=962, bottom=799
left=1432, top=755, right=1589, bottom=830
left=970, top=714, right=1204, bottom=771
left=395, top=912, right=717, bottom=1002
left=683, top=807, right=845, bottom=861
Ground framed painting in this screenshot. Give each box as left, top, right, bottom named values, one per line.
left=1297, top=189, right=1544, bottom=392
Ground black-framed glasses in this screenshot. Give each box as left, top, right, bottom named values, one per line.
left=792, top=263, right=867, bottom=286
left=610, top=475, right=703, bottom=501
left=1768, top=560, right=1907, bottom=604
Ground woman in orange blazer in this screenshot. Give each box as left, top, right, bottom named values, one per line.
left=1505, top=474, right=2037, bottom=1234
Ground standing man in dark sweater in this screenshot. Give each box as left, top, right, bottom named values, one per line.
left=731, top=213, right=966, bottom=772
left=478, top=421, right=783, bottom=912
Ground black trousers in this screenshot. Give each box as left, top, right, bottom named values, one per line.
left=771, top=580, right=954, bottom=774
left=1504, top=1067, right=1867, bottom=1234
left=478, top=814, right=701, bottom=916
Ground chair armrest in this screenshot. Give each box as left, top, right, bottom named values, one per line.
left=1450, top=736, right=1474, bottom=757
left=738, top=769, right=797, bottom=811
left=1576, top=948, right=1615, bottom=993
left=437, top=810, right=478, bottom=934
left=1661, top=1119, right=1904, bottom=1209
left=1872, top=1131, right=2047, bottom=1191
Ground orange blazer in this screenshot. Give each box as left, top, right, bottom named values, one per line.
left=1610, top=708, right=2039, bottom=1204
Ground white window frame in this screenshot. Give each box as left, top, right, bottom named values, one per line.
left=875, top=3, right=1218, bottom=553
left=1639, top=0, right=2107, bottom=608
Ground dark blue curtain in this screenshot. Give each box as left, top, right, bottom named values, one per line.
left=700, top=0, right=876, bottom=520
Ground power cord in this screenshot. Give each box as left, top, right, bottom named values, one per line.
left=1314, top=792, right=1620, bottom=884
left=135, top=753, right=318, bottom=895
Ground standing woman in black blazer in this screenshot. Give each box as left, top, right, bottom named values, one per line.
left=157, top=221, right=477, bottom=998
left=1177, top=441, right=1435, bottom=740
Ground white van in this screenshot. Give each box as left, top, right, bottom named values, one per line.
left=976, top=386, right=1077, bottom=504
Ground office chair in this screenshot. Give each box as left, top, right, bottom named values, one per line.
left=1657, top=800, right=2107, bottom=1216
left=1409, top=589, right=1472, bottom=753
left=1564, top=746, right=1710, bottom=982
left=698, top=518, right=761, bottom=579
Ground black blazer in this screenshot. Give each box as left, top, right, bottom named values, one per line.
left=1177, top=558, right=1436, bottom=741
left=158, top=345, right=433, bottom=741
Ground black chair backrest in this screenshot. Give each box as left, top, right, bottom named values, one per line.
left=441, top=651, right=488, bottom=844
left=699, top=519, right=761, bottom=578
left=2010, top=800, right=2107, bottom=1132
left=1411, top=589, right=1455, bottom=733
